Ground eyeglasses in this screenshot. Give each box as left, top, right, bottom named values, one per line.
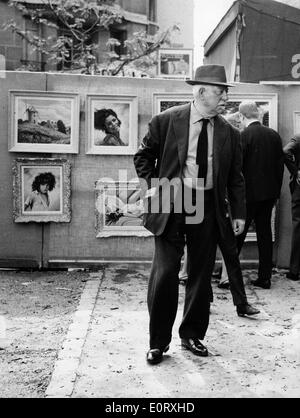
left=214, top=87, right=228, bottom=96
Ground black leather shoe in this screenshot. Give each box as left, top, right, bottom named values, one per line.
left=237, top=303, right=260, bottom=317
left=251, top=278, right=271, bottom=289
left=181, top=338, right=208, bottom=357
left=146, top=345, right=169, bottom=365
left=286, top=272, right=299, bottom=281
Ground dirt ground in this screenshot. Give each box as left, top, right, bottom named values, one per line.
left=1, top=267, right=300, bottom=398
left=0, top=270, right=88, bottom=398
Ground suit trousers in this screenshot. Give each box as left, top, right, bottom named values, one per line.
left=236, top=198, right=276, bottom=281
left=147, top=191, right=218, bottom=349
left=218, top=223, right=247, bottom=306
left=290, top=183, right=300, bottom=275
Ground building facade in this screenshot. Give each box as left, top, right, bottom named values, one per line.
left=0, top=0, right=194, bottom=74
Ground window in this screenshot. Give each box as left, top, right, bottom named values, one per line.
left=21, top=17, right=45, bottom=71
left=109, top=28, right=127, bottom=57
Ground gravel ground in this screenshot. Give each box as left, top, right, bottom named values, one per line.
left=1, top=267, right=300, bottom=398
left=0, top=270, right=87, bottom=398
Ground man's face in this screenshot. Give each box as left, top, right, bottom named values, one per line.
left=194, top=85, right=229, bottom=116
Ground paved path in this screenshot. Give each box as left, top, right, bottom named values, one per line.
left=46, top=265, right=300, bottom=398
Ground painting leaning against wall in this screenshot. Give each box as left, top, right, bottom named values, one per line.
left=95, top=180, right=152, bottom=237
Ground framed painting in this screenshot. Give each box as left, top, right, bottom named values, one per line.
left=95, top=180, right=152, bottom=237
left=152, top=93, right=192, bottom=115
left=13, top=158, right=71, bottom=223
left=86, top=94, right=138, bottom=155
left=158, top=48, right=193, bottom=80
left=9, top=90, right=80, bottom=153
left=222, top=93, right=278, bottom=130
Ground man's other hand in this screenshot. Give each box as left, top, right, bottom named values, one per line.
left=232, top=219, right=245, bottom=236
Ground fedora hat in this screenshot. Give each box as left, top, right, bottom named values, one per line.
left=186, top=64, right=234, bottom=87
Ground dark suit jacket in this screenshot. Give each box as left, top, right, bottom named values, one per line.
left=283, top=134, right=300, bottom=193
left=240, top=122, right=284, bottom=202
left=134, top=103, right=246, bottom=236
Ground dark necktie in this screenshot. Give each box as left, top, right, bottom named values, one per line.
left=196, top=118, right=209, bottom=185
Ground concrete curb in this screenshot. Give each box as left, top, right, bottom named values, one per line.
left=45, top=272, right=103, bottom=398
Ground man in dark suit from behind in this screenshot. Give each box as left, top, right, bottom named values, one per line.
left=134, top=66, right=260, bottom=366
left=236, top=101, right=284, bottom=289
left=283, top=135, right=300, bottom=281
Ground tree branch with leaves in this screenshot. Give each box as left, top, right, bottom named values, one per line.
left=3, top=0, right=180, bottom=75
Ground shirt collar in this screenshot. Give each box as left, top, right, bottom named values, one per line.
left=245, top=119, right=260, bottom=127
left=191, top=101, right=214, bottom=125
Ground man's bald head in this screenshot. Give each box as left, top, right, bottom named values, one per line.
left=239, top=101, right=260, bottom=120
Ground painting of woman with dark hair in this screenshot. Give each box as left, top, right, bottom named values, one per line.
left=94, top=108, right=126, bottom=146
left=24, top=172, right=57, bottom=212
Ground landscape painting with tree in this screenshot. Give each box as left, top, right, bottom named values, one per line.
left=9, top=91, right=79, bottom=153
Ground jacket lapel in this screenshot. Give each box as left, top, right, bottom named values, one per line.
left=213, top=116, right=229, bottom=179
left=173, top=104, right=191, bottom=171
left=172, top=107, right=229, bottom=177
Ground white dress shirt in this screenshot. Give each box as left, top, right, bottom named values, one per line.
left=183, top=102, right=214, bottom=190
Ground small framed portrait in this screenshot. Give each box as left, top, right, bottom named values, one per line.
left=9, top=90, right=80, bottom=153
left=158, top=48, right=193, bottom=79
left=152, top=93, right=192, bottom=115
left=95, top=180, right=152, bottom=237
left=86, top=94, right=138, bottom=155
left=222, top=93, right=278, bottom=131
left=13, top=158, right=71, bottom=223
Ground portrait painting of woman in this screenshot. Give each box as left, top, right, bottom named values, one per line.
left=13, top=158, right=71, bottom=223
left=22, top=166, right=62, bottom=214
left=86, top=95, right=138, bottom=155
left=94, top=108, right=126, bottom=146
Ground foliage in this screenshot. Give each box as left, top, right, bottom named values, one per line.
left=4, top=0, right=179, bottom=75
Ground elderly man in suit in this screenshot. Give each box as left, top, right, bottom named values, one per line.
left=236, top=101, right=284, bottom=290
left=134, top=65, right=259, bottom=365
left=283, top=135, right=300, bottom=281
